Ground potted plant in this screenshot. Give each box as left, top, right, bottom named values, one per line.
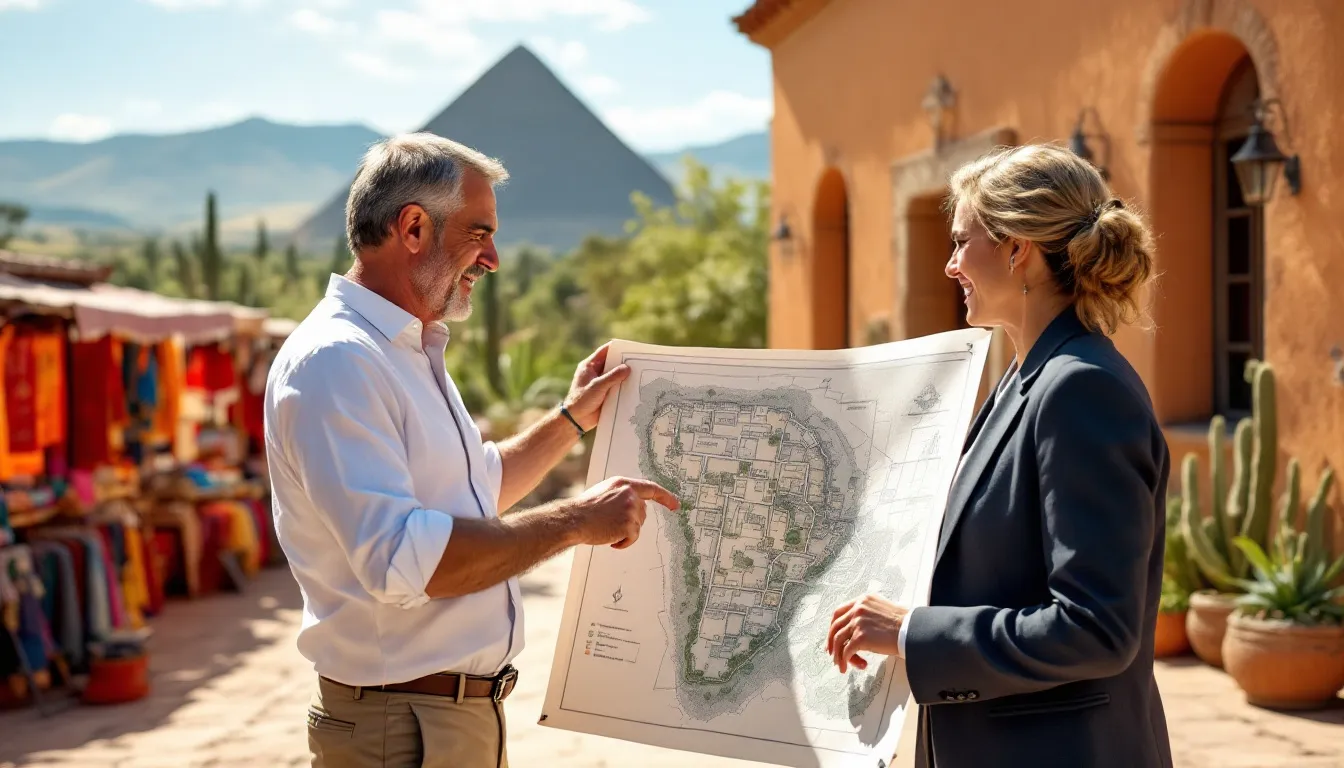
left=1222, top=532, right=1344, bottom=710
left=1156, top=496, right=1199, bottom=657
left=1178, top=361, right=1315, bottom=668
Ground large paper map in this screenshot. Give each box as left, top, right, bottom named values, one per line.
left=541, top=329, right=991, bottom=767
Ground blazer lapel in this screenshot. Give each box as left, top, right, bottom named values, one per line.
left=933, top=306, right=1091, bottom=566
left=935, top=382, right=1027, bottom=564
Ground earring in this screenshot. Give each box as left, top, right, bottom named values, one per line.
left=1022, top=282, right=1029, bottom=295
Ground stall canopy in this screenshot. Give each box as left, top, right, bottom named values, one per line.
left=0, top=260, right=240, bottom=343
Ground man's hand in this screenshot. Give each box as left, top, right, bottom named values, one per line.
left=826, top=594, right=909, bottom=673
left=564, top=476, right=680, bottom=549
left=562, top=342, right=629, bottom=431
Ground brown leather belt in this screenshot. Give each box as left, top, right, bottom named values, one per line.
left=326, top=664, right=519, bottom=703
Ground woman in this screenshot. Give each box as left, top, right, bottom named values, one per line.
left=826, top=143, right=1173, bottom=767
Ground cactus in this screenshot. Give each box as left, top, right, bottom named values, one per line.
left=1303, top=467, right=1337, bottom=571
left=1274, top=459, right=1301, bottom=565
left=1179, top=454, right=1239, bottom=591
left=1223, top=417, right=1255, bottom=574
left=1240, top=361, right=1277, bottom=555
left=1174, top=360, right=1338, bottom=594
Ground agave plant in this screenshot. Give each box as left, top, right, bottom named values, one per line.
left=1230, top=536, right=1344, bottom=626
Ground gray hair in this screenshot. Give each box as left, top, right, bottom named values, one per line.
left=344, top=132, right=509, bottom=252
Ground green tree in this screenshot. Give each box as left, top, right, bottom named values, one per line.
left=249, top=220, right=269, bottom=305
left=283, top=242, right=301, bottom=289
left=173, top=240, right=198, bottom=298
left=197, top=191, right=223, bottom=300
left=253, top=220, right=269, bottom=266
left=609, top=160, right=769, bottom=348
left=322, top=238, right=350, bottom=292
left=142, top=237, right=162, bottom=285
left=0, top=203, right=28, bottom=248
left=236, top=261, right=254, bottom=306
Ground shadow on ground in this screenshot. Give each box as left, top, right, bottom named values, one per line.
left=0, top=567, right=304, bottom=765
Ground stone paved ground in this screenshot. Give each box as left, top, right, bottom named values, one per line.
left=1, top=553, right=1341, bottom=767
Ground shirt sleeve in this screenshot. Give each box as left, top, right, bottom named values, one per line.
left=270, top=342, right=456, bottom=609
left=482, top=441, right=504, bottom=512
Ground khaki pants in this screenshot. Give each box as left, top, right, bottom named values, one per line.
left=307, top=676, right=509, bottom=768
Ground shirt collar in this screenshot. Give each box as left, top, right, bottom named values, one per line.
left=325, top=274, right=450, bottom=346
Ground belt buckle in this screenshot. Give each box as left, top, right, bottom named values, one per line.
left=492, top=664, right=519, bottom=702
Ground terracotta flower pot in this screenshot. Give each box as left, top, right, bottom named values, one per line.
left=1222, top=613, right=1344, bottom=710
left=1186, top=591, right=1237, bottom=668
left=1154, top=610, right=1191, bottom=657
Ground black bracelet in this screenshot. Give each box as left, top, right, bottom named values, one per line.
left=559, top=405, right=586, bottom=437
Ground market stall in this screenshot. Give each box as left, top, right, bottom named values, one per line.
left=0, top=252, right=286, bottom=712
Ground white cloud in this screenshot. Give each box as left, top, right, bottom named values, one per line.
left=140, top=0, right=227, bottom=8
left=290, top=7, right=352, bottom=36
left=447, top=0, right=650, bottom=31
left=374, top=10, right=486, bottom=61
left=0, top=0, right=48, bottom=10
left=343, top=51, right=415, bottom=82
left=49, top=113, right=114, bottom=142
left=605, top=91, right=771, bottom=152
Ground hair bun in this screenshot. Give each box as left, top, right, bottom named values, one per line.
left=1067, top=200, right=1154, bottom=333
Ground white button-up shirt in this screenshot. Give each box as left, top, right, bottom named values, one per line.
left=264, top=275, right=523, bottom=686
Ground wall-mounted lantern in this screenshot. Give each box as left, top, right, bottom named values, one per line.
left=922, top=74, right=957, bottom=149
left=1068, top=107, right=1110, bottom=180
left=772, top=213, right=794, bottom=257
left=1231, top=98, right=1302, bottom=206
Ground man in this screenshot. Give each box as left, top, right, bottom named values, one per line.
left=264, top=132, right=678, bottom=768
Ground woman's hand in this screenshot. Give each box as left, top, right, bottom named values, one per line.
left=826, top=594, right=909, bottom=673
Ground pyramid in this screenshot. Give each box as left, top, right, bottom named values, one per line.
left=290, top=45, right=676, bottom=254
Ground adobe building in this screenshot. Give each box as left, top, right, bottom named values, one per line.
left=735, top=0, right=1343, bottom=542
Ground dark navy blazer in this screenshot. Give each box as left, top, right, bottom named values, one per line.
left=906, top=306, right=1174, bottom=768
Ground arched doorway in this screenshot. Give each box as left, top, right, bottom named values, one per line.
left=904, top=191, right=968, bottom=339
left=1149, top=31, right=1265, bottom=422
left=811, top=169, right=850, bottom=349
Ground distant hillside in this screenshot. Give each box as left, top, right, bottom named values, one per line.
left=648, top=130, right=769, bottom=186
left=0, top=114, right=769, bottom=249
left=0, top=118, right=382, bottom=235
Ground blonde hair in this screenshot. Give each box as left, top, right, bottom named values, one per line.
left=947, top=143, right=1155, bottom=335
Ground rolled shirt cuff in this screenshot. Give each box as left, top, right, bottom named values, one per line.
left=482, top=441, right=504, bottom=512
left=384, top=507, right=455, bottom=609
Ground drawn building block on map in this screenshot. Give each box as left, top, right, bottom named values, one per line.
left=743, top=477, right=773, bottom=504
left=745, top=606, right=777, bottom=634
left=691, top=433, right=734, bottom=457
left=678, top=454, right=705, bottom=482
left=696, top=482, right=726, bottom=512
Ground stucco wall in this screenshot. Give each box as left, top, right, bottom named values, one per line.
left=763, top=0, right=1344, bottom=540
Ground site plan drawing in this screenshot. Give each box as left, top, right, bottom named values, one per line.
left=541, top=329, right=992, bottom=768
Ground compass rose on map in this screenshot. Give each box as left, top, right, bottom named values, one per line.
left=913, top=383, right=942, bottom=413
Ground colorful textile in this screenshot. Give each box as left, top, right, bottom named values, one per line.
left=32, top=332, right=66, bottom=448
left=5, top=330, right=38, bottom=453
left=70, top=337, right=114, bottom=470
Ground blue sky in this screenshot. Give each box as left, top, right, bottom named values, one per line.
left=0, top=0, right=772, bottom=152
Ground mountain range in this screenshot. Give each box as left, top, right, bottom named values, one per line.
left=0, top=117, right=768, bottom=245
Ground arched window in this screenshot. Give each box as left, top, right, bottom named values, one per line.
left=1213, top=57, right=1264, bottom=416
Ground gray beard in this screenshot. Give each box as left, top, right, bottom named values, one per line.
left=411, top=242, right=472, bottom=323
